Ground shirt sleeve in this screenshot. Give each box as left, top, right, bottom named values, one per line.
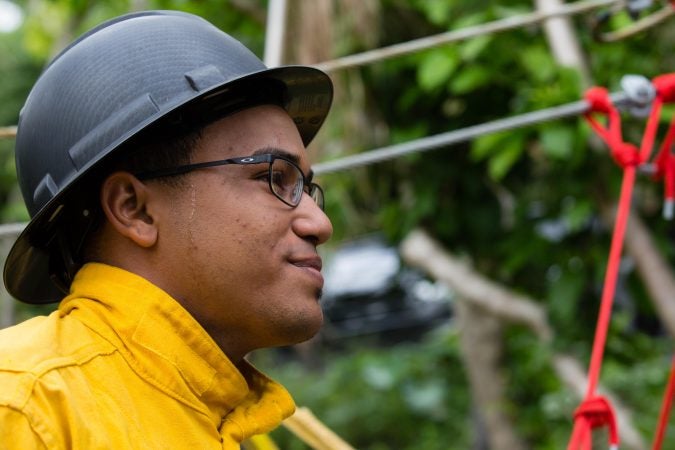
left=0, top=406, right=49, bottom=450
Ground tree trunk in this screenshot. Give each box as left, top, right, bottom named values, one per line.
left=534, top=0, right=591, bottom=87
left=456, top=300, right=528, bottom=450
left=286, top=0, right=334, bottom=65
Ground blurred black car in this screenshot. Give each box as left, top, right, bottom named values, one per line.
left=320, top=237, right=453, bottom=344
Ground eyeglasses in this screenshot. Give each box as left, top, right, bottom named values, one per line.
left=135, top=153, right=324, bottom=209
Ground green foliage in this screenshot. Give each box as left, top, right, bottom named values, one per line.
left=0, top=28, right=40, bottom=222
left=263, top=328, right=472, bottom=450
left=417, top=47, right=460, bottom=92
left=471, top=130, right=528, bottom=181
left=503, top=327, right=574, bottom=447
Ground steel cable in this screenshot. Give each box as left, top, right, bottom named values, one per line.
left=312, top=0, right=624, bottom=73
left=313, top=93, right=629, bottom=175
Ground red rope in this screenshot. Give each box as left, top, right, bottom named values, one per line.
left=652, top=357, right=675, bottom=450
left=570, top=396, right=620, bottom=450
left=652, top=75, right=675, bottom=218
left=567, top=74, right=675, bottom=450
left=568, top=87, right=642, bottom=450
left=568, top=75, right=675, bottom=450
left=653, top=114, right=675, bottom=217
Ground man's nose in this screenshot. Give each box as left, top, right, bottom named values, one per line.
left=292, top=193, right=333, bottom=245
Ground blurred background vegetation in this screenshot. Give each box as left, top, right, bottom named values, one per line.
left=0, top=0, right=673, bottom=449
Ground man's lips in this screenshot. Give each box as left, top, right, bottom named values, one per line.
left=289, top=255, right=323, bottom=272
left=289, top=255, right=324, bottom=286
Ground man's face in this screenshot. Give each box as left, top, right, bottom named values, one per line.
left=153, top=105, right=333, bottom=360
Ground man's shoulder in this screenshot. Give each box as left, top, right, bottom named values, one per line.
left=0, top=311, right=115, bottom=406
left=0, top=314, right=56, bottom=370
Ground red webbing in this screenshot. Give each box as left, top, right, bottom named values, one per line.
left=569, top=396, right=620, bottom=450
left=568, top=74, right=675, bottom=449
left=568, top=87, right=643, bottom=450
left=652, top=357, right=675, bottom=450
left=652, top=75, right=675, bottom=215
left=653, top=114, right=675, bottom=213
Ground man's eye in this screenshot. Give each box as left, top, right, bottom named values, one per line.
left=270, top=171, right=285, bottom=187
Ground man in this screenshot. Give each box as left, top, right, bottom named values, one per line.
left=0, top=10, right=333, bottom=449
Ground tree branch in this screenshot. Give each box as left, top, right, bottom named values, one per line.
left=401, top=229, right=553, bottom=342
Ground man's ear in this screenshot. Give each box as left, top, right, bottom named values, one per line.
left=100, top=172, right=159, bottom=248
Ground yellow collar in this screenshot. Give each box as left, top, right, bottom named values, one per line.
left=59, top=262, right=294, bottom=437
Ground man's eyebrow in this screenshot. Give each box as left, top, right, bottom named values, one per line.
left=251, top=147, right=300, bottom=164
left=251, top=147, right=314, bottom=181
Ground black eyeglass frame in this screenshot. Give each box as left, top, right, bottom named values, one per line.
left=134, top=153, right=324, bottom=209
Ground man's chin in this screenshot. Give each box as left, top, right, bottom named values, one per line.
left=284, top=311, right=324, bottom=347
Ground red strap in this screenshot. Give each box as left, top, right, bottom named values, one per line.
left=652, top=357, right=675, bottom=450
left=654, top=115, right=675, bottom=206
left=569, top=396, right=619, bottom=450
left=571, top=74, right=675, bottom=450
left=570, top=75, right=675, bottom=449
left=653, top=74, right=675, bottom=103
left=584, top=88, right=642, bottom=168
left=652, top=75, right=675, bottom=215
left=569, top=88, right=645, bottom=450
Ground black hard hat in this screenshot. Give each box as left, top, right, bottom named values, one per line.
left=4, top=10, right=333, bottom=304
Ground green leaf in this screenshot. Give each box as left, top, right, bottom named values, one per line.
left=488, top=137, right=524, bottom=181
left=547, top=269, right=585, bottom=327
left=470, top=131, right=509, bottom=161
left=540, top=124, right=574, bottom=160
left=419, top=0, right=453, bottom=25
left=661, top=104, right=675, bottom=124
left=450, top=65, right=491, bottom=94
left=563, top=199, right=593, bottom=232
left=417, top=48, right=459, bottom=92
left=459, top=35, right=491, bottom=61
left=453, top=12, right=489, bottom=29
left=520, top=46, right=556, bottom=83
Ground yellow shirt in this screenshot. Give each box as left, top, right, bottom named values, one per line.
left=0, top=263, right=294, bottom=449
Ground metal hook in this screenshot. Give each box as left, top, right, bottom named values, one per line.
left=619, top=74, right=656, bottom=118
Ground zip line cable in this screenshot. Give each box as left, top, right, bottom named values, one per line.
left=313, top=92, right=630, bottom=176
left=0, top=127, right=16, bottom=139
left=0, top=223, right=26, bottom=236
left=313, top=0, right=624, bottom=73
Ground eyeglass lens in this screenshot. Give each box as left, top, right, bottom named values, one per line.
left=269, top=158, right=303, bottom=207
left=269, top=158, right=324, bottom=209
